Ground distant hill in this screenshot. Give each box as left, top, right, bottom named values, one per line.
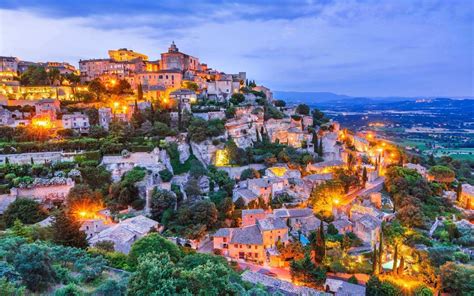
left=273, top=91, right=473, bottom=106
left=273, top=91, right=352, bottom=104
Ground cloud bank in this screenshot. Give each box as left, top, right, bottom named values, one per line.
left=0, top=0, right=472, bottom=97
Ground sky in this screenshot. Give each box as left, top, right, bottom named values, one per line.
left=0, top=0, right=473, bottom=97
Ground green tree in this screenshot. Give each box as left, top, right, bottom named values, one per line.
left=366, top=275, right=382, bottom=296
left=296, top=104, right=310, bottom=115
left=312, top=132, right=318, bottom=154
left=13, top=243, right=56, bottom=292
left=428, top=165, right=455, bottom=183
left=240, top=168, right=260, bottom=181
left=150, top=189, right=177, bottom=221
left=312, top=220, right=326, bottom=264
left=274, top=100, right=286, bottom=107
left=229, top=93, right=245, bottom=105
left=309, top=180, right=344, bottom=220
left=88, top=79, right=106, bottom=101
left=318, top=139, right=323, bottom=157
left=0, top=277, right=25, bottom=296
left=66, top=184, right=103, bottom=206
left=137, top=83, right=143, bottom=101
left=159, top=169, right=173, bottom=182
left=290, top=253, right=326, bottom=287
left=128, top=233, right=182, bottom=268
left=440, top=262, right=474, bottom=295
left=2, top=198, right=47, bottom=227
left=51, top=211, right=88, bottom=248
left=362, top=167, right=368, bottom=187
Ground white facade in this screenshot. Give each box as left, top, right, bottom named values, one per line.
left=62, top=112, right=90, bottom=132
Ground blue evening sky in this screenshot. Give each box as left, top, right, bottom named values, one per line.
left=0, top=0, right=472, bottom=97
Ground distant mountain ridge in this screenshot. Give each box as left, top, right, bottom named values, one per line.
left=273, top=91, right=473, bottom=105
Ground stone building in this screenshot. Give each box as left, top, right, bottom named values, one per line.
left=62, top=112, right=90, bottom=133
left=89, top=215, right=159, bottom=254
left=213, top=216, right=288, bottom=264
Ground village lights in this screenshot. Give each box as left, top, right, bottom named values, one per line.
left=113, top=101, right=119, bottom=109
left=215, top=149, right=229, bottom=167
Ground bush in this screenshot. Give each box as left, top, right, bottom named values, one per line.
left=3, top=198, right=48, bottom=227
left=159, top=169, right=173, bottom=182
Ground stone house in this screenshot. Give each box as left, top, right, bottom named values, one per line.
left=241, top=209, right=267, bottom=227
left=101, top=148, right=163, bottom=181
left=62, top=112, right=90, bottom=133
left=232, top=188, right=259, bottom=206
left=169, top=88, right=196, bottom=113
left=213, top=216, right=288, bottom=264
left=89, top=215, right=159, bottom=254
left=352, top=214, right=381, bottom=249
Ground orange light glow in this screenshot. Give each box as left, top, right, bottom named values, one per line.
left=71, top=200, right=107, bottom=222
left=113, top=101, right=119, bottom=109
left=32, top=116, right=52, bottom=128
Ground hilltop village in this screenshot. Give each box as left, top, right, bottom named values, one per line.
left=0, top=45, right=472, bottom=295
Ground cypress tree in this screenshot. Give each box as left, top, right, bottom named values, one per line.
left=393, top=242, right=398, bottom=274
left=378, top=228, right=383, bottom=274
left=397, top=256, right=405, bottom=275
left=318, top=139, right=323, bottom=157
left=362, top=167, right=368, bottom=187
left=372, top=246, right=378, bottom=275
left=137, top=83, right=143, bottom=101
left=456, top=183, right=463, bottom=201
left=256, top=126, right=261, bottom=142
left=314, top=220, right=325, bottom=264
left=313, top=132, right=318, bottom=154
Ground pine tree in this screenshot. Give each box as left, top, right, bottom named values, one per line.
left=362, top=167, right=368, bottom=187
left=137, top=83, right=143, bottom=101
left=255, top=126, right=261, bottom=142
left=5, top=157, right=9, bottom=165
left=52, top=210, right=88, bottom=248
left=30, top=157, right=34, bottom=165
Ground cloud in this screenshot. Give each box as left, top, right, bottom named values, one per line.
left=0, top=0, right=472, bottom=97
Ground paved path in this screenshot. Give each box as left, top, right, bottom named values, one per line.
left=237, top=260, right=292, bottom=282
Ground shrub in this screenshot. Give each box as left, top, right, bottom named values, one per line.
left=159, top=169, right=173, bottom=182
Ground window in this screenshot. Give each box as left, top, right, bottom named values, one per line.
left=223, top=237, right=227, bottom=243
left=255, top=253, right=258, bottom=258
left=234, top=244, right=238, bottom=248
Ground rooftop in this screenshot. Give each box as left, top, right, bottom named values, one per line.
left=230, top=225, right=263, bottom=245
left=257, top=217, right=287, bottom=231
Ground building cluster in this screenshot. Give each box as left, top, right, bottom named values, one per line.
left=0, top=98, right=90, bottom=132
left=78, top=43, right=246, bottom=102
